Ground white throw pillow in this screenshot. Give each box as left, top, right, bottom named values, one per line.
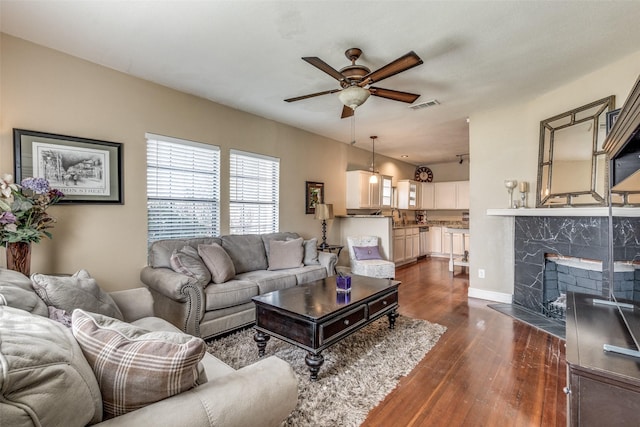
left=268, top=238, right=304, bottom=270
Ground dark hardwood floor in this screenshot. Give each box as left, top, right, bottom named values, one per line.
left=362, top=257, right=566, bottom=427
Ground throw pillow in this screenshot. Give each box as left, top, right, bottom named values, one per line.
left=31, top=270, right=124, bottom=321
left=71, top=309, right=206, bottom=419
left=198, top=243, right=236, bottom=284
left=170, top=245, right=212, bottom=284
left=303, top=238, right=320, bottom=265
left=353, top=245, right=383, bottom=260
left=268, top=237, right=304, bottom=270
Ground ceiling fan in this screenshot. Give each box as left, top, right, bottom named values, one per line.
left=284, top=48, right=423, bottom=119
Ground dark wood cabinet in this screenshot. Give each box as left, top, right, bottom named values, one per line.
left=565, top=292, right=640, bottom=426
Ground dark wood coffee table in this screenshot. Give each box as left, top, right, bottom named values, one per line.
left=252, top=274, right=400, bottom=380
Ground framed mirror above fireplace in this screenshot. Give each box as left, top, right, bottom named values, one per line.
left=536, top=95, right=616, bottom=207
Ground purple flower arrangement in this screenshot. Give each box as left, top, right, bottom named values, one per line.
left=0, top=174, right=64, bottom=247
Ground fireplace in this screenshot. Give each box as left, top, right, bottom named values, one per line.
left=541, top=254, right=639, bottom=321
left=513, top=216, right=640, bottom=320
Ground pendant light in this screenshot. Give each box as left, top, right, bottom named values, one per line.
left=369, top=136, right=378, bottom=184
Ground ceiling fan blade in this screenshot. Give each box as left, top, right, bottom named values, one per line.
left=341, top=105, right=354, bottom=119
left=302, top=57, right=348, bottom=82
left=360, top=51, right=423, bottom=85
left=284, top=89, right=341, bottom=103
left=369, top=87, right=420, bottom=103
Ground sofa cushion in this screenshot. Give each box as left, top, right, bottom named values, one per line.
left=149, top=237, right=223, bottom=269
left=267, top=238, right=304, bottom=271
left=303, top=238, right=320, bottom=265
left=262, top=231, right=300, bottom=255
left=0, top=306, right=103, bottom=426
left=198, top=243, right=236, bottom=284
left=234, top=270, right=298, bottom=294
left=31, top=270, right=124, bottom=321
left=288, top=264, right=328, bottom=285
left=204, top=279, right=259, bottom=311
left=71, top=309, right=206, bottom=419
left=221, top=234, right=268, bottom=274
left=170, top=245, right=212, bottom=285
left=0, top=268, right=49, bottom=316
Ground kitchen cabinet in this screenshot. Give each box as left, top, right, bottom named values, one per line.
left=397, top=180, right=419, bottom=210
left=429, top=226, right=469, bottom=257
left=393, top=229, right=406, bottom=263
left=419, top=182, right=435, bottom=209
left=434, top=181, right=469, bottom=210
left=429, top=226, right=443, bottom=254
left=393, top=227, right=419, bottom=265
left=457, top=181, right=470, bottom=209
left=346, top=171, right=392, bottom=209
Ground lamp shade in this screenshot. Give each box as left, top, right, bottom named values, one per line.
left=338, top=86, right=370, bottom=110
left=314, top=203, right=334, bottom=220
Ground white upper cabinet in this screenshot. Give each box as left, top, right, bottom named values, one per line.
left=419, top=182, right=435, bottom=209
left=434, top=181, right=469, bottom=210
left=456, top=181, right=470, bottom=209
left=346, top=170, right=393, bottom=209
left=397, top=180, right=420, bottom=210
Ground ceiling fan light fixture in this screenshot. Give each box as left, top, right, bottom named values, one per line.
left=338, top=86, right=370, bottom=110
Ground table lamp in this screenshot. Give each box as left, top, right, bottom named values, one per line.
left=314, top=203, right=334, bottom=249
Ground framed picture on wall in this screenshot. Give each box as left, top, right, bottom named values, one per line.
left=305, top=181, right=324, bottom=214
left=13, top=129, right=123, bottom=204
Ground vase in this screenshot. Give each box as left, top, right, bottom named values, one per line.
left=6, top=242, right=32, bottom=276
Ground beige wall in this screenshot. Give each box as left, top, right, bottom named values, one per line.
left=469, top=49, right=640, bottom=299
left=424, top=161, right=470, bottom=182
left=0, top=34, right=416, bottom=290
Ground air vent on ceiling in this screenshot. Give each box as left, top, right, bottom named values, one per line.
left=409, top=99, right=440, bottom=110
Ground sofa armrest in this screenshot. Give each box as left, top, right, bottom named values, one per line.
left=139, top=266, right=198, bottom=302
left=93, top=356, right=298, bottom=427
left=318, top=251, right=337, bottom=276
left=109, top=288, right=155, bottom=323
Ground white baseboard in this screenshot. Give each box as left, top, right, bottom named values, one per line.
left=468, top=287, right=512, bottom=304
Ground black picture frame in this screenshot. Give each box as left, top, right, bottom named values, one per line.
left=305, top=181, right=324, bottom=214
left=13, top=129, right=123, bottom=204
left=606, top=108, right=621, bottom=134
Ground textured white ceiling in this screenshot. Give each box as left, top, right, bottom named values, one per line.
left=2, top=1, right=640, bottom=165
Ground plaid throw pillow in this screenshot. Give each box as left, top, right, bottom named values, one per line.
left=71, top=309, right=206, bottom=419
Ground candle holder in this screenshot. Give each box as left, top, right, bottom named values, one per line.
left=519, top=181, right=529, bottom=208
left=504, top=179, right=518, bottom=208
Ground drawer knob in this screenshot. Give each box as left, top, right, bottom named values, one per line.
left=383, top=301, right=387, bottom=305
left=563, top=387, right=571, bottom=395
left=344, top=319, right=350, bottom=325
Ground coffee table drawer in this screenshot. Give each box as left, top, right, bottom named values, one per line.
left=320, top=305, right=367, bottom=345
left=369, top=291, right=398, bottom=317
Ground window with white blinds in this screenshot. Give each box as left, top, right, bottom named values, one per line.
left=229, top=149, right=279, bottom=234
left=146, top=133, right=220, bottom=243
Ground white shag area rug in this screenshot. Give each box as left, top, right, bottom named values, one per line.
left=206, top=316, right=446, bottom=427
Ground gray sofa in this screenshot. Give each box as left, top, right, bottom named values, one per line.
left=140, top=232, right=337, bottom=339
left=0, top=268, right=298, bottom=427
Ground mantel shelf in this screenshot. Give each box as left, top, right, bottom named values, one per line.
left=486, top=207, right=640, bottom=217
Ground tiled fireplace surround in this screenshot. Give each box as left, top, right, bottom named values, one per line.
left=513, top=216, right=640, bottom=314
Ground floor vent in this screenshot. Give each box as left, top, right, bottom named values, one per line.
left=409, top=99, right=440, bottom=110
